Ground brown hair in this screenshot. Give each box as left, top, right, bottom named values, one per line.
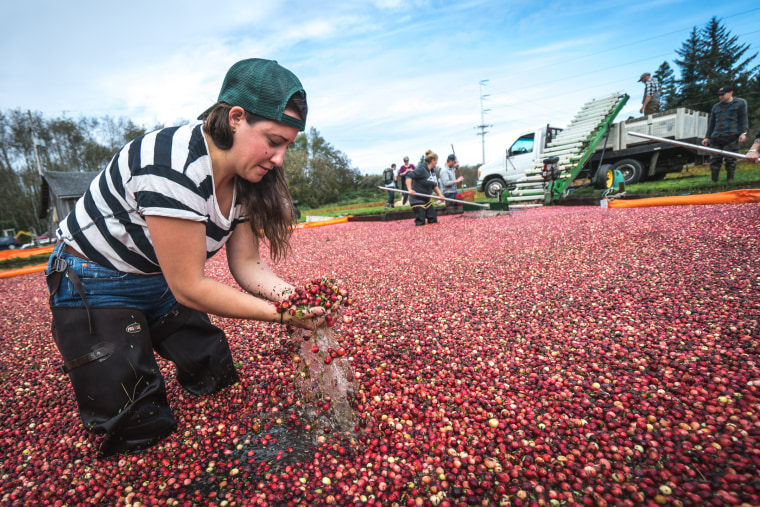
left=201, top=93, right=307, bottom=262
left=424, top=150, right=438, bottom=165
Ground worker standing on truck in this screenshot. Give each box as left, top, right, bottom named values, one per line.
left=745, top=131, right=759, bottom=163
left=701, top=85, right=748, bottom=184
left=638, top=72, right=661, bottom=115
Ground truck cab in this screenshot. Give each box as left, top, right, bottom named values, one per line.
left=477, top=125, right=562, bottom=198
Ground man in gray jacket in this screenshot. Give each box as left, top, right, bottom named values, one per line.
left=438, top=154, right=464, bottom=206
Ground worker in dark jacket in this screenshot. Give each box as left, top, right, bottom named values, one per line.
left=406, top=150, right=446, bottom=226
left=701, top=85, right=748, bottom=183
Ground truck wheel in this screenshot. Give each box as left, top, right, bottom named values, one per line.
left=593, top=164, right=614, bottom=189
left=484, top=178, right=506, bottom=199
left=612, top=159, right=644, bottom=185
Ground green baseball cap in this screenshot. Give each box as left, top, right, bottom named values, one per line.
left=200, top=58, right=306, bottom=130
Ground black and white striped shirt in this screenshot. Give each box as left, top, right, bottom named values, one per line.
left=58, top=122, right=246, bottom=274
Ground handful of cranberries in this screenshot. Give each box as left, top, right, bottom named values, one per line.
left=273, top=278, right=352, bottom=327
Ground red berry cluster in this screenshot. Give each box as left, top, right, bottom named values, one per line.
left=273, top=278, right=352, bottom=327
left=313, top=344, right=347, bottom=364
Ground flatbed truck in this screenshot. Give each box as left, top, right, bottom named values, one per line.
left=477, top=93, right=709, bottom=203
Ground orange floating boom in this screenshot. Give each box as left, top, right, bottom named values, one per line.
left=608, top=189, right=760, bottom=208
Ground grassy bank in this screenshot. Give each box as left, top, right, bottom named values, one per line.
left=0, top=253, right=49, bottom=270
left=302, top=163, right=760, bottom=218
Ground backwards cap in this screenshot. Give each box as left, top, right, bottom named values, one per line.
left=200, top=58, right=306, bottom=130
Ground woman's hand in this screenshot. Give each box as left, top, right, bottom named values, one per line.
left=283, top=306, right=327, bottom=331
left=747, top=146, right=759, bottom=163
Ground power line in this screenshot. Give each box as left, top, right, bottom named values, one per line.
left=486, top=30, right=758, bottom=100
left=481, top=23, right=760, bottom=121
left=511, top=9, right=760, bottom=77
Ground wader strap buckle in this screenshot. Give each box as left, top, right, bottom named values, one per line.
left=60, top=342, right=115, bottom=374
left=46, top=246, right=95, bottom=335
left=51, top=256, right=68, bottom=273
left=46, top=257, right=69, bottom=298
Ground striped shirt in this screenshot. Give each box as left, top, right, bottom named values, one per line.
left=705, top=98, right=749, bottom=140
left=643, top=78, right=661, bottom=102
left=58, top=122, right=246, bottom=274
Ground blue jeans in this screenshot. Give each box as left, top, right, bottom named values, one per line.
left=46, top=242, right=177, bottom=324
left=386, top=186, right=395, bottom=205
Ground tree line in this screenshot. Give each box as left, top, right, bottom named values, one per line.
left=652, top=17, right=759, bottom=147
left=0, top=110, right=475, bottom=235
left=0, top=111, right=378, bottom=234
left=1, top=16, right=757, bottom=234
left=0, top=110, right=160, bottom=235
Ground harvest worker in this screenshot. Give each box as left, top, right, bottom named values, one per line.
left=406, top=150, right=446, bottom=226
left=398, top=156, right=415, bottom=205
left=746, top=131, right=760, bottom=163
left=383, top=163, right=397, bottom=209
left=638, top=72, right=661, bottom=115
left=438, top=153, right=464, bottom=206
left=701, top=85, right=748, bottom=184
left=45, top=58, right=326, bottom=457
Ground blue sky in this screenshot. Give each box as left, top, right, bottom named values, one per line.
left=2, top=1, right=758, bottom=175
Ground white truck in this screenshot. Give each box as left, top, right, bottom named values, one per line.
left=477, top=106, right=709, bottom=199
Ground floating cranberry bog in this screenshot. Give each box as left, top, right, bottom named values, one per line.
left=1, top=204, right=759, bottom=506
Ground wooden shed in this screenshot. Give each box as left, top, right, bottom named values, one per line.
left=40, top=171, right=99, bottom=234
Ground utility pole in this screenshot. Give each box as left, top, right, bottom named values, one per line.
left=475, top=80, right=493, bottom=165
left=27, top=110, right=44, bottom=176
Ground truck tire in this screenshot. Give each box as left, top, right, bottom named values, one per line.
left=593, top=164, right=614, bottom=190
left=612, top=159, right=644, bottom=185
left=484, top=178, right=506, bottom=199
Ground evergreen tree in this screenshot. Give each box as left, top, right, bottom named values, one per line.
left=671, top=17, right=759, bottom=146
left=746, top=73, right=760, bottom=148
left=654, top=61, right=676, bottom=110
left=673, top=27, right=705, bottom=110
left=700, top=17, right=757, bottom=96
